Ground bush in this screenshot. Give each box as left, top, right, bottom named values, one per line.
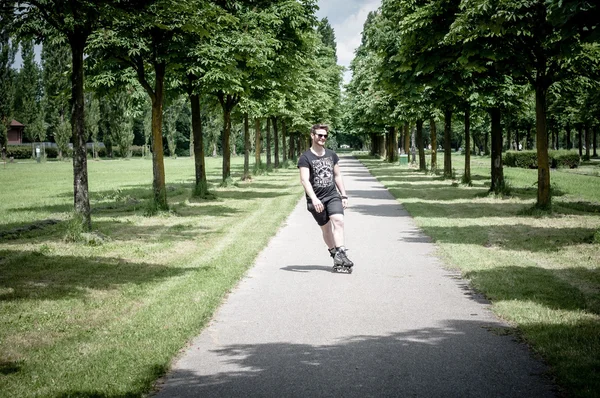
left=131, top=146, right=144, bottom=157
left=45, top=147, right=58, bottom=159
left=504, top=151, right=538, bottom=168
left=5, top=145, right=32, bottom=159
left=550, top=150, right=580, bottom=168
left=504, top=150, right=580, bottom=169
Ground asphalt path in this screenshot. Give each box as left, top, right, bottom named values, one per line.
left=153, top=155, right=556, bottom=397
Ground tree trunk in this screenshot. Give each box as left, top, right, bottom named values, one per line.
left=430, top=118, right=437, bottom=171
left=190, top=93, right=207, bottom=196
left=416, top=120, right=425, bottom=170
left=272, top=116, right=279, bottom=168
left=243, top=112, right=250, bottom=180
left=369, top=133, right=377, bottom=156
left=266, top=117, right=272, bottom=168
left=393, top=126, right=399, bottom=162
left=593, top=126, right=598, bottom=157
left=410, top=126, right=416, bottom=163
left=566, top=121, right=571, bottom=150
left=535, top=82, right=551, bottom=209
left=506, top=127, right=511, bottom=151
left=490, top=107, right=504, bottom=194
left=222, top=106, right=231, bottom=181
left=464, top=106, right=471, bottom=184
left=484, top=128, right=490, bottom=156
left=289, top=130, right=295, bottom=160
left=70, top=32, right=91, bottom=229
left=403, top=123, right=410, bottom=163
left=218, top=93, right=238, bottom=183
left=189, top=127, right=193, bottom=158
left=254, top=118, right=261, bottom=167
left=515, top=128, right=520, bottom=150
left=231, top=127, right=237, bottom=157
left=380, top=134, right=387, bottom=158
left=386, top=126, right=394, bottom=162
left=281, top=119, right=287, bottom=163
left=585, top=124, right=591, bottom=159
left=578, top=125, right=583, bottom=157
left=443, top=109, right=452, bottom=178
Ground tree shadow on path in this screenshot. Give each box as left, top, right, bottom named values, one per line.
left=152, top=320, right=557, bottom=398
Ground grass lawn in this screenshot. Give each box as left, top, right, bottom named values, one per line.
left=0, top=156, right=303, bottom=397
left=357, top=152, right=600, bottom=398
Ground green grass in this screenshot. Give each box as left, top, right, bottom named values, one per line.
left=0, top=156, right=303, bottom=397
left=357, top=152, right=600, bottom=398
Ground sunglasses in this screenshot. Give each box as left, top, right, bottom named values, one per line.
left=315, top=133, right=328, bottom=139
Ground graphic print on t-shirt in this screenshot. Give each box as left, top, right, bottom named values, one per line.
left=312, top=157, right=334, bottom=188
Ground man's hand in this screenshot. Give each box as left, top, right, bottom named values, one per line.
left=313, top=198, right=324, bottom=213
left=342, top=198, right=348, bottom=209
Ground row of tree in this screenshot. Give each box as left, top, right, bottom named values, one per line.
left=0, top=0, right=343, bottom=229
left=342, top=0, right=599, bottom=208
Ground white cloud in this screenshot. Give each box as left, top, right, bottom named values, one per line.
left=316, top=0, right=381, bottom=84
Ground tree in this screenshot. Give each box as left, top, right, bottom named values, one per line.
left=379, top=0, right=465, bottom=178
left=163, top=96, right=185, bottom=158
left=13, top=39, right=43, bottom=157
left=85, top=92, right=100, bottom=158
left=41, top=38, right=71, bottom=154
left=345, top=11, right=392, bottom=159
left=0, top=3, right=16, bottom=152
left=14, top=0, right=151, bottom=228
left=108, top=90, right=135, bottom=158
left=449, top=0, right=599, bottom=208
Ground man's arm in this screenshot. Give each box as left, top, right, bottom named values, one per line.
left=333, top=163, right=348, bottom=209
left=300, top=166, right=325, bottom=213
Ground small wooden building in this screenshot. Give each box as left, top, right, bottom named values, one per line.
left=7, top=120, right=25, bottom=145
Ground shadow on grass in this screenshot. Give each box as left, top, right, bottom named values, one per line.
left=0, top=248, right=191, bottom=302
left=0, top=360, right=21, bottom=375
left=234, top=182, right=292, bottom=190
left=3, top=179, right=292, bottom=224
left=465, top=266, right=595, bottom=313
left=555, top=201, right=600, bottom=214
left=419, top=223, right=598, bottom=251
left=388, top=186, right=490, bottom=202
left=90, top=219, right=218, bottom=242
left=214, top=190, right=294, bottom=200
left=148, top=321, right=556, bottom=398
left=401, top=201, right=532, bottom=218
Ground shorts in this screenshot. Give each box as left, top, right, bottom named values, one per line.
left=307, top=195, right=344, bottom=226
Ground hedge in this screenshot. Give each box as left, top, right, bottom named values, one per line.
left=551, top=150, right=580, bottom=168
left=503, top=150, right=580, bottom=169
left=5, top=145, right=33, bottom=159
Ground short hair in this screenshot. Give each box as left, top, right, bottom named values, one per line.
left=311, top=124, right=329, bottom=135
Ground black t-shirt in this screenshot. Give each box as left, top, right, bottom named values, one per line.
left=297, top=148, right=340, bottom=202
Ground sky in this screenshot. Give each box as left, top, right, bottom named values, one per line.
left=14, top=0, right=382, bottom=86
left=316, top=0, right=381, bottom=85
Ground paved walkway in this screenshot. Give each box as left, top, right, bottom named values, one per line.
left=153, top=156, right=556, bottom=397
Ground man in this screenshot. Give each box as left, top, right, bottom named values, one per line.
left=298, top=124, right=353, bottom=270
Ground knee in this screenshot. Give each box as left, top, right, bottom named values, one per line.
left=330, top=216, right=344, bottom=229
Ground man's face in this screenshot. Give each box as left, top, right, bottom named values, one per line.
left=312, top=129, right=328, bottom=146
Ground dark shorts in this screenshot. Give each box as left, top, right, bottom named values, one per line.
left=307, top=195, right=344, bottom=226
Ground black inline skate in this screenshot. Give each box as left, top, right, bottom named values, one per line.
left=332, top=247, right=353, bottom=274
